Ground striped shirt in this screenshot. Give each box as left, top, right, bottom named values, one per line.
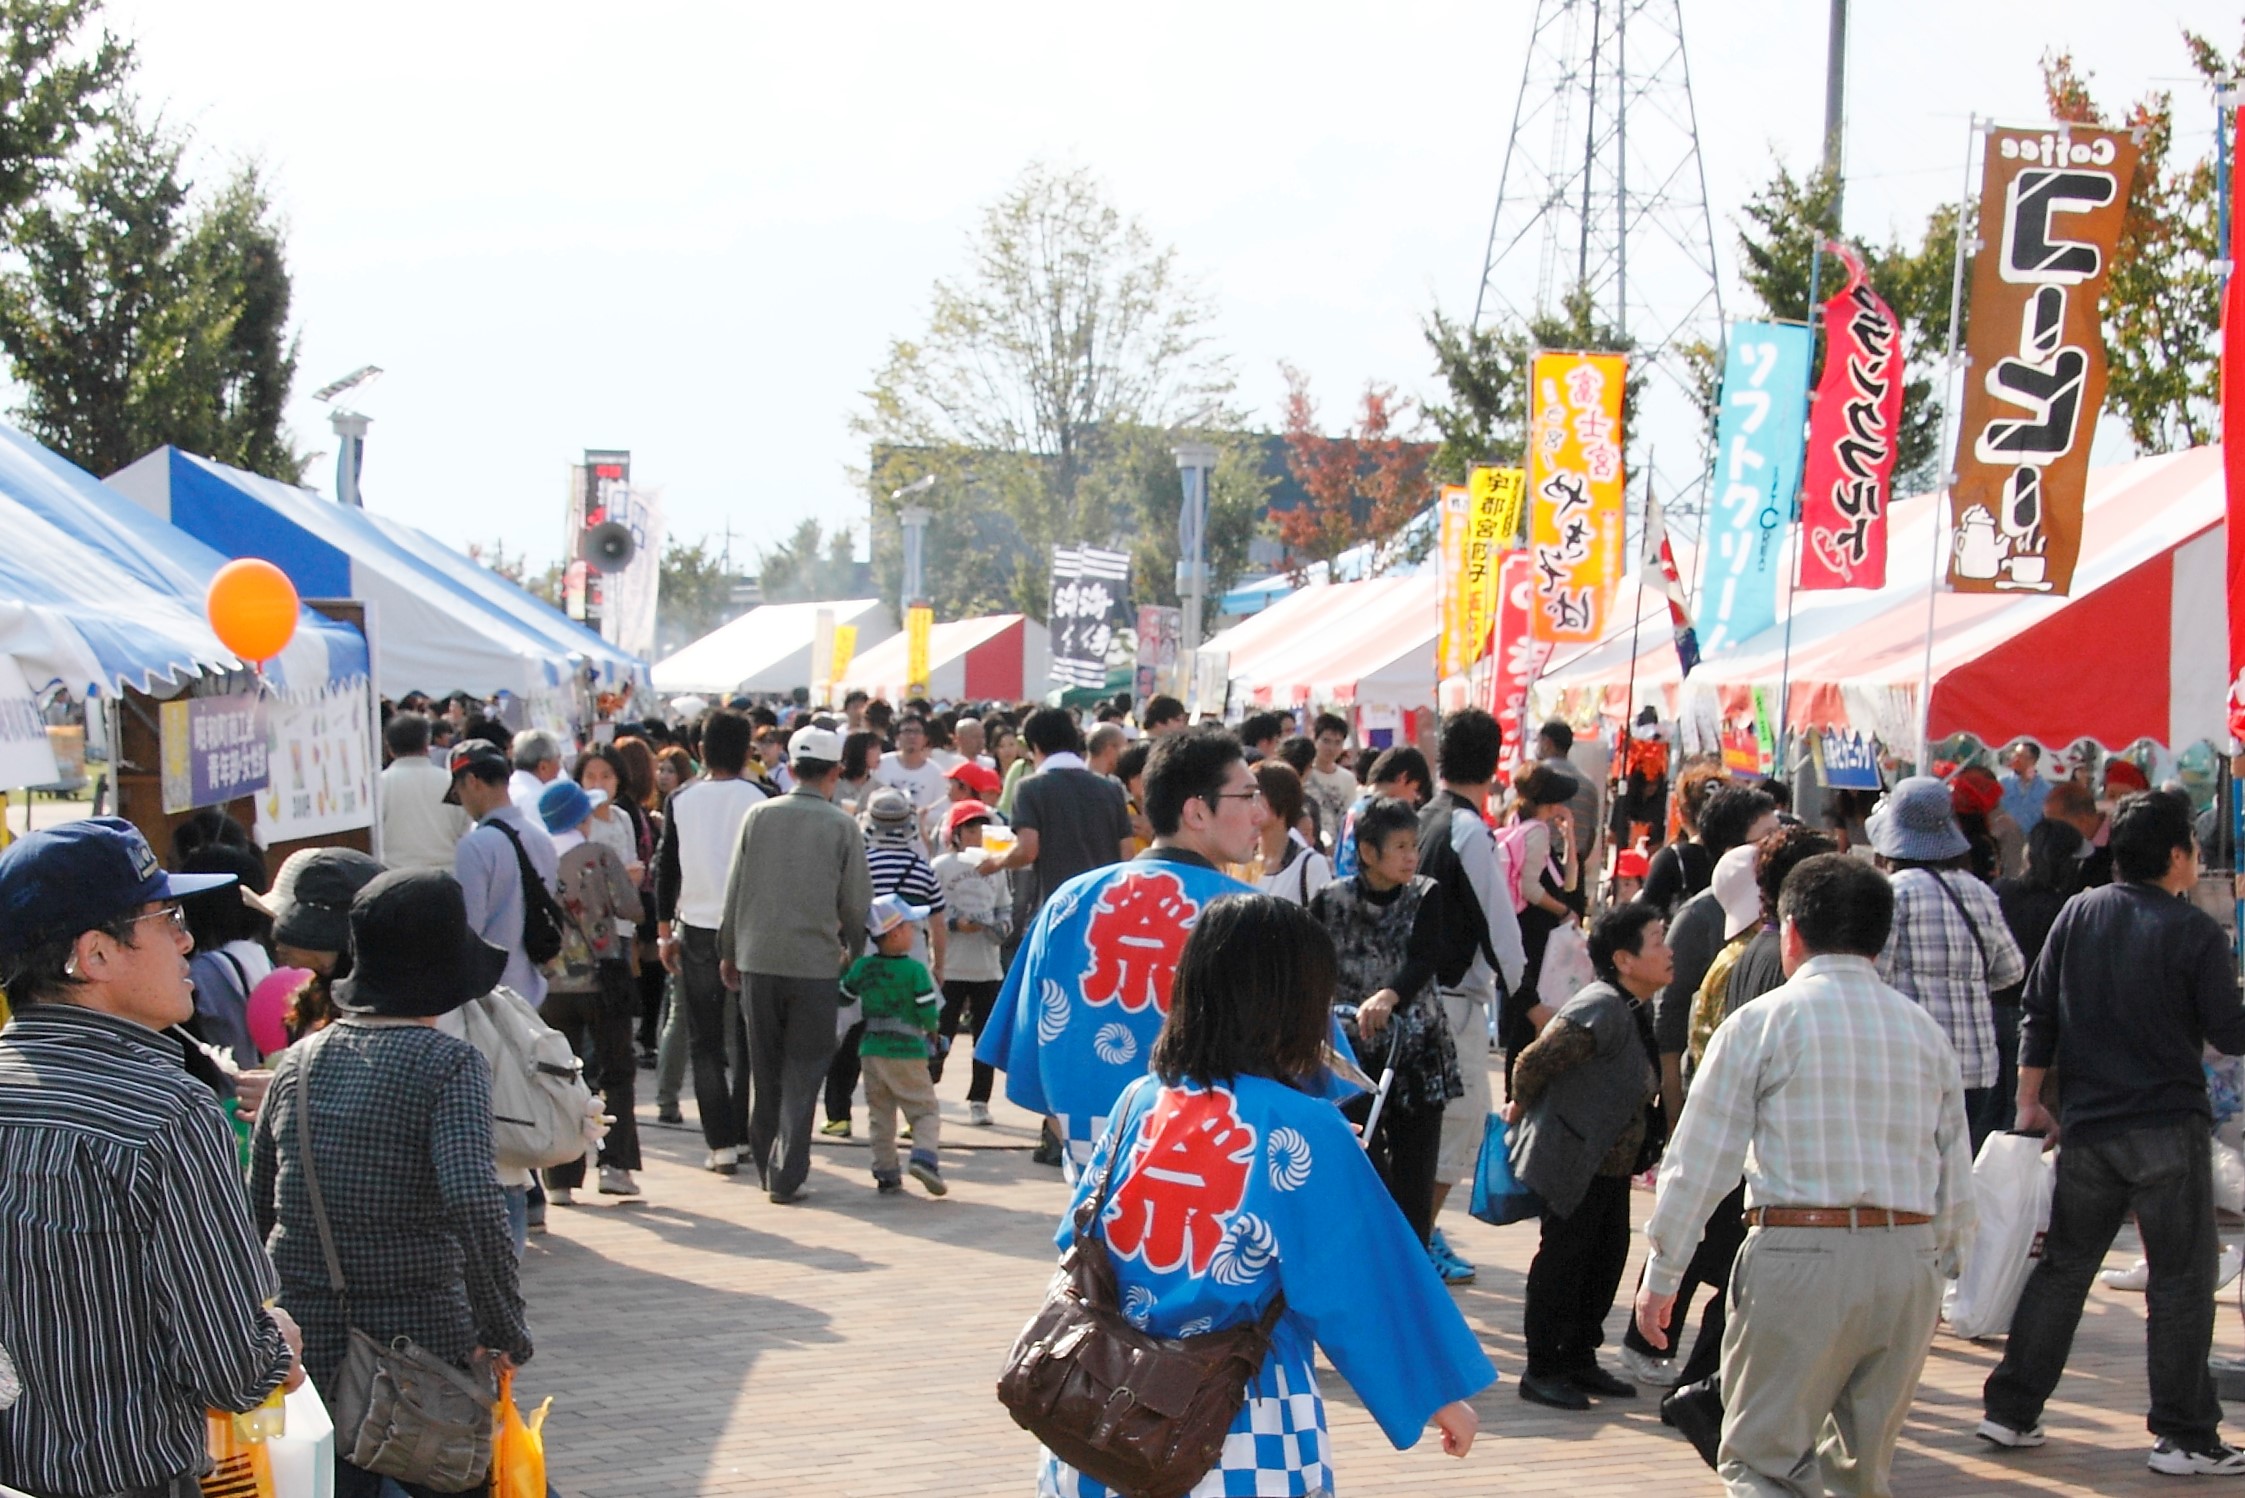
left=866, top=837, right=945, bottom=965
left=1876, top=868, right=2026, bottom=1088
left=0, top=1004, right=293, bottom=1495
left=1643, top=954, right=1976, bottom=1294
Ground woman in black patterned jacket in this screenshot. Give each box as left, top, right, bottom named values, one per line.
left=251, top=869, right=533, bottom=1498
left=1308, top=796, right=1460, bottom=1248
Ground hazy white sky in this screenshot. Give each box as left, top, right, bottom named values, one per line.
left=97, top=0, right=2238, bottom=570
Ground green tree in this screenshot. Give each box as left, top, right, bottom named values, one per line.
left=856, top=162, right=1238, bottom=620
left=0, top=107, right=308, bottom=479
left=656, top=534, right=737, bottom=653
left=0, top=0, right=130, bottom=219
left=1732, top=161, right=1957, bottom=494
left=755, top=518, right=860, bottom=604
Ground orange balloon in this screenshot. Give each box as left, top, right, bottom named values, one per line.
left=206, top=558, right=300, bottom=662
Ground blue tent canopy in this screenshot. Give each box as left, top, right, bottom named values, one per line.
left=112, top=447, right=644, bottom=697
left=0, top=425, right=367, bottom=698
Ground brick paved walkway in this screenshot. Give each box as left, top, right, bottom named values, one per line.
left=513, top=1064, right=2244, bottom=1496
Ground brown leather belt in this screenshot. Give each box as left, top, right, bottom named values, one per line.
left=1744, top=1206, right=1931, bottom=1229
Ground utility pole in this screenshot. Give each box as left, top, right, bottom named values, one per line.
left=1824, top=0, right=1849, bottom=219
left=1172, top=441, right=1217, bottom=680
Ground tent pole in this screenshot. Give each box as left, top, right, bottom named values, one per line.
left=1917, top=116, right=1980, bottom=771
left=1777, top=239, right=1826, bottom=760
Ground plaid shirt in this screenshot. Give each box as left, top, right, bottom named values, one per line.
left=1644, top=955, right=1976, bottom=1294
left=1876, top=868, right=2025, bottom=1088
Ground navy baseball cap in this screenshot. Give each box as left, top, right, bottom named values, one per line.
left=0, top=817, right=236, bottom=960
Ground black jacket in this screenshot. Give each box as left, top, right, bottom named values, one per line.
left=2021, top=881, right=2245, bottom=1143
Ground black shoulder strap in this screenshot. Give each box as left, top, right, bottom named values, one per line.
left=292, top=1042, right=349, bottom=1302
left=1926, top=870, right=1991, bottom=978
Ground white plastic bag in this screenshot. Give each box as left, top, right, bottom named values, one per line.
left=267, top=1377, right=336, bottom=1498
left=1539, top=921, right=1598, bottom=1006
left=2213, top=1138, right=2245, bottom=1214
left=1943, top=1131, right=2054, bottom=1339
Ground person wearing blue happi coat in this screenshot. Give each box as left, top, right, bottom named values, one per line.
left=979, top=727, right=1359, bottom=1167
left=1031, top=894, right=1493, bottom=1498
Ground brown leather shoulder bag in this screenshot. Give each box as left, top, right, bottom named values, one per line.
left=996, top=1083, right=1285, bottom=1498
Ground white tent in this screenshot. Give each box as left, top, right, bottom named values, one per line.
left=653, top=599, right=897, bottom=696
left=836, top=614, right=1049, bottom=702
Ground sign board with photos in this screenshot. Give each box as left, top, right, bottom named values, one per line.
left=1134, top=605, right=1183, bottom=705
left=1048, top=545, right=1131, bottom=690
left=255, top=679, right=375, bottom=847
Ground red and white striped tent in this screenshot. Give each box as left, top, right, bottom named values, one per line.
left=835, top=613, right=1049, bottom=703
left=1203, top=575, right=1443, bottom=708
left=1532, top=446, right=2226, bottom=753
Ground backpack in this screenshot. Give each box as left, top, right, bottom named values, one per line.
left=454, top=985, right=592, bottom=1170
left=1490, top=822, right=1537, bottom=914
left=1416, top=793, right=1505, bottom=992
left=486, top=819, right=567, bottom=968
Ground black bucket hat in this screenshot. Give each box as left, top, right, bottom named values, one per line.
left=331, top=868, right=508, bottom=1019
left=269, top=848, right=385, bottom=954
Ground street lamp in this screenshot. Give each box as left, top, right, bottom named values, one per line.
left=312, top=365, right=384, bottom=508
left=892, top=474, right=937, bottom=615
left=1172, top=442, right=1217, bottom=665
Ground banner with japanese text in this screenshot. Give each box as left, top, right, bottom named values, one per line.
left=1134, top=605, right=1183, bottom=705
left=1696, top=323, right=1810, bottom=652
left=1486, top=551, right=1550, bottom=767
left=1469, top=462, right=1527, bottom=546
left=1527, top=351, right=1627, bottom=644
left=905, top=606, right=932, bottom=697
left=160, top=689, right=271, bottom=814
left=830, top=624, right=858, bottom=684
left=256, top=679, right=375, bottom=847
left=1799, top=244, right=1905, bottom=590
left=1049, top=545, right=1131, bottom=690
left=1437, top=489, right=1469, bottom=676
left=1460, top=467, right=1521, bottom=677
left=1949, top=124, right=2139, bottom=596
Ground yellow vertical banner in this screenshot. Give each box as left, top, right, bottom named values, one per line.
left=1435, top=488, right=1471, bottom=679
left=1460, top=466, right=1522, bottom=677
left=905, top=606, right=932, bottom=696
left=1526, top=351, right=1627, bottom=645
left=830, top=624, right=858, bottom=685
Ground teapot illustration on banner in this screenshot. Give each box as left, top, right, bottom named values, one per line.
left=1954, top=506, right=2003, bottom=580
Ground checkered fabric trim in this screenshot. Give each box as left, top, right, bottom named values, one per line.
left=1036, top=1358, right=1334, bottom=1498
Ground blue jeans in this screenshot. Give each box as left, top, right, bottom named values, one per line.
left=502, top=1184, right=527, bottom=1257
left=1984, top=1118, right=2222, bottom=1443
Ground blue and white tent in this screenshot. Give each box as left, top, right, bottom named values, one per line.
left=109, top=447, right=641, bottom=700
left=0, top=425, right=367, bottom=699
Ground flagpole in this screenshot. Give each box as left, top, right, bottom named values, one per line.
left=1622, top=460, right=1650, bottom=731
left=1917, top=116, right=1981, bottom=772
left=1775, top=242, right=1826, bottom=764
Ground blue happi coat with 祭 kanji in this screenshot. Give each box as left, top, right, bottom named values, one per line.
left=978, top=850, right=1359, bottom=1164
left=1035, top=1074, right=1496, bottom=1498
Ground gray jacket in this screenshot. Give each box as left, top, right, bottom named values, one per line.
left=718, top=785, right=874, bottom=980
left=1509, top=981, right=1657, bottom=1218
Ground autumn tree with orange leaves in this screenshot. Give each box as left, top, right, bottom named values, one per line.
left=1275, top=364, right=1432, bottom=581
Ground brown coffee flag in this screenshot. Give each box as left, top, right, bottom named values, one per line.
left=1948, top=124, right=2139, bottom=596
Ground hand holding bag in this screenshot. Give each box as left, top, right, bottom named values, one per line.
left=294, top=1046, right=497, bottom=1488
left=1468, top=1111, right=1545, bottom=1226
left=996, top=1082, right=1285, bottom=1498
left=490, top=1367, right=552, bottom=1498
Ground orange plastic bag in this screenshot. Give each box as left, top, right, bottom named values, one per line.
left=490, top=1367, right=550, bottom=1498
left=204, top=1398, right=280, bottom=1498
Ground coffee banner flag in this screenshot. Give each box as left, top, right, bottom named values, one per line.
left=1697, top=323, right=1811, bottom=652
left=1949, top=124, right=2139, bottom=596
left=1527, top=351, right=1628, bottom=645
left=1798, top=243, right=1905, bottom=590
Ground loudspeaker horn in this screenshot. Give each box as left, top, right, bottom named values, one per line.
left=580, top=520, right=636, bottom=571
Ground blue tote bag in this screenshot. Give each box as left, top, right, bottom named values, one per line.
left=1467, top=1111, right=1545, bottom=1226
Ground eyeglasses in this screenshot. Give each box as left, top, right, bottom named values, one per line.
left=127, top=905, right=189, bottom=936
left=1207, top=788, right=1264, bottom=805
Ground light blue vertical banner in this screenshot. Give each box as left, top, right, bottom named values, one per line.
left=1696, top=322, right=1812, bottom=656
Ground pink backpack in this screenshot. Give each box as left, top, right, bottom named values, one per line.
left=1490, top=821, right=1537, bottom=914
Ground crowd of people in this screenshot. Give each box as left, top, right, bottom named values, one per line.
left=0, top=678, right=2240, bottom=1497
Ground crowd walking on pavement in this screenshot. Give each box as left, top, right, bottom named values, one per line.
left=2, top=684, right=2244, bottom=1497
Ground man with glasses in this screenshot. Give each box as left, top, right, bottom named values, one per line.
left=0, top=818, right=305, bottom=1498
left=871, top=714, right=950, bottom=854
left=978, top=725, right=1273, bottom=1170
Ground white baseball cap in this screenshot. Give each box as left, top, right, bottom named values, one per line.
left=788, top=724, right=844, bottom=766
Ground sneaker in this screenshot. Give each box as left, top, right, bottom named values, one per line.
left=968, top=1101, right=994, bottom=1127
left=705, top=1147, right=739, bottom=1176
left=901, top=1122, right=915, bottom=1142
left=2221, top=1245, right=2244, bottom=1292
left=1030, top=1134, right=1065, bottom=1168
left=547, top=1186, right=575, bottom=1207
left=655, top=1106, right=685, bottom=1126
left=2101, top=1257, right=2152, bottom=1291
left=598, top=1167, right=641, bottom=1197
left=2149, top=1438, right=2245, bottom=1475
left=820, top=1118, right=852, bottom=1138
left=1977, top=1418, right=2048, bottom=1450
left=909, top=1153, right=948, bottom=1197
left=1427, top=1229, right=1476, bottom=1285
left=874, top=1172, right=903, bottom=1195
left=1620, top=1345, right=1679, bottom=1388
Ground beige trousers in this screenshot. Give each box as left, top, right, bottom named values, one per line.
left=1434, top=986, right=1493, bottom=1184
left=862, top=1054, right=942, bottom=1177
left=1719, top=1222, right=1944, bottom=1498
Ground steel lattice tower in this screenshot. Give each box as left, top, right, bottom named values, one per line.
left=1472, top=0, right=1728, bottom=525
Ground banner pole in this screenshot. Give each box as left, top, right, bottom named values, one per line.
left=1917, top=116, right=1981, bottom=772
left=1622, top=464, right=1649, bottom=730
left=1775, top=240, right=1826, bottom=749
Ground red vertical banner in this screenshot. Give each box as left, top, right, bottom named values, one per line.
left=2226, top=107, right=2245, bottom=742
left=1487, top=551, right=1550, bottom=766
left=1798, top=243, right=1906, bottom=590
